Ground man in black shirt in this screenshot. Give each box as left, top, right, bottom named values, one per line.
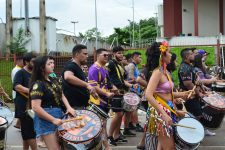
left=62, top=44, right=96, bottom=108
left=107, top=46, right=135, bottom=146
left=13, top=52, right=37, bottom=150
left=178, top=48, right=216, bottom=136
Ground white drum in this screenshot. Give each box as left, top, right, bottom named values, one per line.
left=0, top=106, right=14, bottom=126
left=123, top=92, right=140, bottom=112
left=174, top=117, right=204, bottom=150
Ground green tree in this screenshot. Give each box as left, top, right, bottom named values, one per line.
left=7, top=27, right=29, bottom=54
left=106, top=17, right=157, bottom=46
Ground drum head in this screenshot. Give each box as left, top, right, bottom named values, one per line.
left=216, top=81, right=225, bottom=86
left=0, top=116, right=7, bottom=126
left=123, top=92, right=140, bottom=106
left=202, top=93, right=225, bottom=110
left=58, top=110, right=102, bottom=144
left=0, top=106, right=14, bottom=125
left=176, top=118, right=204, bottom=144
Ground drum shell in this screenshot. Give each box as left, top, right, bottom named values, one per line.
left=60, top=135, right=102, bottom=150
left=200, top=109, right=224, bottom=129
left=174, top=134, right=199, bottom=150
left=200, top=95, right=225, bottom=129
left=212, top=84, right=225, bottom=92
left=0, top=117, right=7, bottom=150
left=174, top=117, right=204, bottom=150
left=88, top=104, right=109, bottom=120
left=109, top=95, right=123, bottom=110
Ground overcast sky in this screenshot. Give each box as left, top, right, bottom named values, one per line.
left=0, top=0, right=162, bottom=36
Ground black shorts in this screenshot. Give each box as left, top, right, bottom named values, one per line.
left=184, top=98, right=202, bottom=117
left=20, top=113, right=36, bottom=140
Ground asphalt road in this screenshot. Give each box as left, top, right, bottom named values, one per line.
left=2, top=106, right=225, bottom=150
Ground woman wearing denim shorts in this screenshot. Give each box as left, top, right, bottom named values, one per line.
left=30, top=56, right=75, bottom=150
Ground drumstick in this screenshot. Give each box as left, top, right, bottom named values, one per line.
left=187, top=85, right=196, bottom=99
left=63, top=116, right=83, bottom=123
left=173, top=124, right=196, bottom=129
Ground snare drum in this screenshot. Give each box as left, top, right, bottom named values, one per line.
left=200, top=92, right=225, bottom=129
left=212, top=82, right=225, bottom=92
left=0, top=116, right=7, bottom=150
left=174, top=117, right=204, bottom=150
left=88, top=103, right=109, bottom=120
left=123, top=92, right=140, bottom=112
left=0, top=106, right=14, bottom=126
left=58, top=110, right=102, bottom=150
left=109, top=95, right=123, bottom=111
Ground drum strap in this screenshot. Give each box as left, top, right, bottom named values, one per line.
left=153, top=94, right=178, bottom=116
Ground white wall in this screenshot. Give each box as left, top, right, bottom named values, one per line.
left=182, top=0, right=220, bottom=36
left=13, top=17, right=56, bottom=53
left=198, top=0, right=219, bottom=36
left=0, top=23, right=6, bottom=54
left=46, top=19, right=56, bottom=53
left=182, top=0, right=194, bottom=36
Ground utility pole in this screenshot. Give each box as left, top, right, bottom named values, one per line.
left=128, top=19, right=132, bottom=47
left=139, top=23, right=141, bottom=48
left=40, top=0, right=47, bottom=54
left=95, top=0, right=98, bottom=49
left=132, top=0, right=135, bottom=47
left=71, top=21, right=78, bottom=36
left=6, top=0, right=13, bottom=56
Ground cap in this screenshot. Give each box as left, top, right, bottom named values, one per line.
left=198, top=49, right=209, bottom=56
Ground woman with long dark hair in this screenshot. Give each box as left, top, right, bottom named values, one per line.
left=145, top=42, right=190, bottom=150
left=193, top=54, right=217, bottom=85
left=29, top=56, right=75, bottom=150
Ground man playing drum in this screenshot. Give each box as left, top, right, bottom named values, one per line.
left=178, top=48, right=216, bottom=136
left=88, top=48, right=116, bottom=150
left=106, top=46, right=136, bottom=146
left=125, top=52, right=144, bottom=132
left=62, top=44, right=97, bottom=109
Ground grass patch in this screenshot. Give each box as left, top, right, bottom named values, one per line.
left=0, top=60, right=14, bottom=99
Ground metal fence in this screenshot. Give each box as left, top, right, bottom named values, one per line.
left=0, top=54, right=94, bottom=100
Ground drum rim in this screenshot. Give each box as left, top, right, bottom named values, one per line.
left=175, top=117, right=204, bottom=145
left=0, top=106, right=14, bottom=125
left=0, top=116, right=8, bottom=126
left=89, top=103, right=109, bottom=118
left=58, top=109, right=102, bottom=144
left=201, top=94, right=225, bottom=110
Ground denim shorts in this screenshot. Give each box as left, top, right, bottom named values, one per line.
left=34, top=107, right=63, bottom=138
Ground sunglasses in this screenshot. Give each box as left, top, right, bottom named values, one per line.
left=101, top=54, right=109, bottom=57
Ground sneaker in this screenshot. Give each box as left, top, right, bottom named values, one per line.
left=205, top=129, right=216, bottom=136
left=123, top=129, right=136, bottom=137
left=128, top=122, right=136, bottom=130
left=137, top=145, right=145, bottom=150
left=114, top=135, right=128, bottom=143
left=108, top=137, right=117, bottom=146
left=135, top=124, right=144, bottom=132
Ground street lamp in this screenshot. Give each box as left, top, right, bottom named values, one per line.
left=71, top=21, right=79, bottom=36
left=94, top=0, right=98, bottom=49
left=128, top=19, right=132, bottom=47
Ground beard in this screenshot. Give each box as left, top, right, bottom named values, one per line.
left=80, top=60, right=87, bottom=65
left=115, top=55, right=122, bottom=62
left=28, top=64, right=33, bottom=71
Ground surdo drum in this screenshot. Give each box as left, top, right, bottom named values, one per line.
left=122, top=92, right=140, bottom=112
left=58, top=110, right=102, bottom=150
left=174, top=117, right=204, bottom=150
left=200, top=92, right=225, bottom=129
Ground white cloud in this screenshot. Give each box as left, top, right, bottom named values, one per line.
left=0, top=0, right=163, bottom=36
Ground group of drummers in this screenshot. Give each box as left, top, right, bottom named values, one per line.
left=5, top=41, right=225, bottom=150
